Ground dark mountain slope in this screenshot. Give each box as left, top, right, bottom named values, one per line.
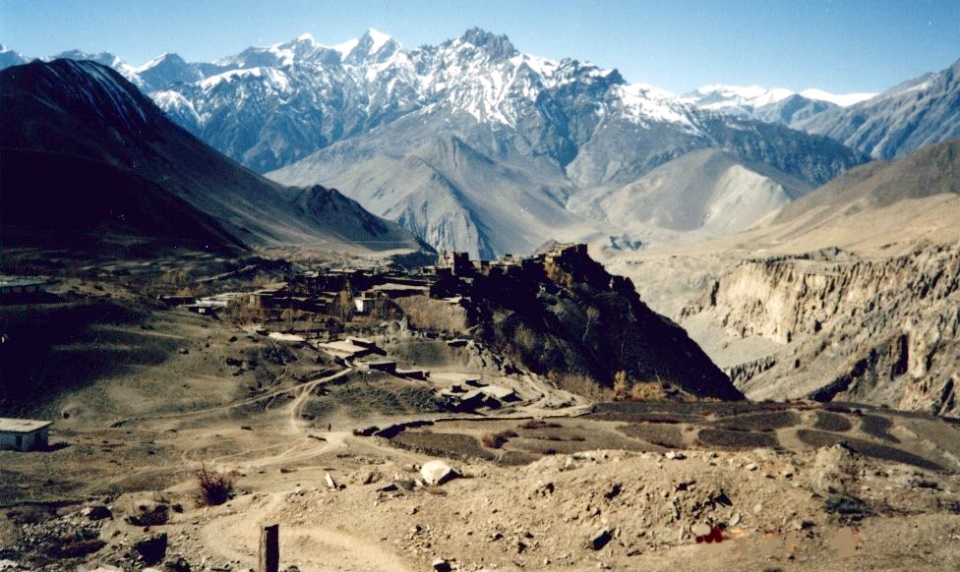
left=0, top=59, right=427, bottom=255
left=0, top=149, right=244, bottom=255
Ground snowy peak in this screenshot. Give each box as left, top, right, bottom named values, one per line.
left=52, top=49, right=124, bottom=68
left=681, top=84, right=794, bottom=111
left=616, top=83, right=696, bottom=128
left=339, top=28, right=400, bottom=65
left=0, top=44, right=26, bottom=71
left=683, top=84, right=876, bottom=111
left=135, top=52, right=204, bottom=91
left=363, top=28, right=394, bottom=53
left=454, top=27, right=518, bottom=61
left=217, top=35, right=335, bottom=70
left=137, top=52, right=189, bottom=73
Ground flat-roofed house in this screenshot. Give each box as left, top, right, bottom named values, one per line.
left=0, top=418, right=52, bottom=451
left=0, top=277, right=47, bottom=298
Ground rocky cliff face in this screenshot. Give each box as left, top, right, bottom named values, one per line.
left=686, top=243, right=960, bottom=416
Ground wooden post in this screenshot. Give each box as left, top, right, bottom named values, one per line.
left=260, top=523, right=279, bottom=572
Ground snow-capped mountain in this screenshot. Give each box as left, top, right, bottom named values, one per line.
left=681, top=84, right=874, bottom=111
left=679, top=84, right=876, bottom=128
left=3, top=29, right=868, bottom=257
left=795, top=57, right=960, bottom=159
left=260, top=29, right=863, bottom=256
left=0, top=45, right=26, bottom=69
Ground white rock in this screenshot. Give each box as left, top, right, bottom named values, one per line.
left=692, top=523, right=713, bottom=537
left=421, top=460, right=461, bottom=486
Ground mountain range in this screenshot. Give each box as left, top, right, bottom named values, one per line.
left=2, top=31, right=957, bottom=257
left=0, top=32, right=864, bottom=257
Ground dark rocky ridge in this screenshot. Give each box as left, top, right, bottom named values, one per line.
left=455, top=245, right=742, bottom=401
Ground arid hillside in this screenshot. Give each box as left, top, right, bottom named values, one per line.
left=604, top=138, right=960, bottom=417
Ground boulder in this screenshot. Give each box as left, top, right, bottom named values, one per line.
left=325, top=472, right=338, bottom=490
left=134, top=532, right=168, bottom=565
left=588, top=528, right=613, bottom=550
left=420, top=460, right=460, bottom=486
left=84, top=505, right=113, bottom=521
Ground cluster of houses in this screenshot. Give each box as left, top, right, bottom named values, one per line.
left=160, top=243, right=593, bottom=319
left=436, top=379, right=520, bottom=412
left=161, top=267, right=433, bottom=317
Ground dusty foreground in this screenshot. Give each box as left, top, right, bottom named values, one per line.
left=1, top=282, right=960, bottom=572
left=4, top=439, right=960, bottom=572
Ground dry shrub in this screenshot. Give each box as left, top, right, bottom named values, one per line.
left=395, top=296, right=468, bottom=334
left=626, top=382, right=669, bottom=401
left=48, top=539, right=106, bottom=558
left=518, top=419, right=562, bottom=430
left=481, top=430, right=518, bottom=449
left=196, top=464, right=237, bottom=506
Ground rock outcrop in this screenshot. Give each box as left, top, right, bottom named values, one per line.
left=459, top=245, right=742, bottom=401
left=687, top=243, right=960, bottom=416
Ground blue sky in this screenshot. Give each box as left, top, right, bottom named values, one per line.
left=1, top=0, right=958, bottom=94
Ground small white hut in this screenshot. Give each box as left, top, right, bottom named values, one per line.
left=0, top=418, right=52, bottom=451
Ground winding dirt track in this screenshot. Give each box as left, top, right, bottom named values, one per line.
left=181, top=365, right=417, bottom=571
left=198, top=491, right=413, bottom=572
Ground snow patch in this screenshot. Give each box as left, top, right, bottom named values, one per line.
left=799, top=88, right=876, bottom=107
left=617, top=84, right=695, bottom=128
left=331, top=38, right=360, bottom=59
left=200, top=67, right=291, bottom=92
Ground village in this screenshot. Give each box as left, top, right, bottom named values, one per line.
left=164, top=244, right=589, bottom=320
left=1, top=245, right=594, bottom=452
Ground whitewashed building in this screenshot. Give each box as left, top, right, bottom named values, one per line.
left=0, top=418, right=52, bottom=451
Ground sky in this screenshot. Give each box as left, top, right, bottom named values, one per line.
left=1, top=0, right=958, bottom=94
